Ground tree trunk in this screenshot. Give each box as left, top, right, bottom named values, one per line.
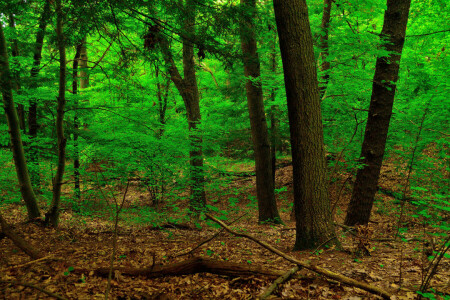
left=0, top=25, right=41, bottom=220
left=73, top=36, right=88, bottom=200
left=45, top=0, right=67, bottom=227
left=73, top=44, right=82, bottom=200
left=273, top=0, right=338, bottom=250
left=318, top=0, right=332, bottom=98
left=240, top=0, right=280, bottom=223
left=269, top=24, right=278, bottom=186
left=28, top=0, right=52, bottom=190
left=345, top=0, right=412, bottom=226
left=156, top=1, right=206, bottom=212
left=8, top=14, right=26, bottom=131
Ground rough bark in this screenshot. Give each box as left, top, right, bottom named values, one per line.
left=45, top=0, right=67, bottom=227
left=345, top=0, right=412, bottom=226
left=273, top=0, right=338, bottom=250
left=318, top=0, right=332, bottom=97
left=0, top=25, right=41, bottom=220
left=28, top=0, right=52, bottom=190
left=240, top=0, right=281, bottom=223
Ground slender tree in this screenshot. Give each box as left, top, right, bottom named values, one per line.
left=273, top=0, right=338, bottom=250
left=240, top=0, right=281, bottom=223
left=318, top=0, right=332, bottom=98
left=345, top=0, right=412, bottom=226
left=154, top=1, right=207, bottom=211
left=28, top=0, right=52, bottom=190
left=0, top=25, right=41, bottom=220
left=45, top=0, right=67, bottom=227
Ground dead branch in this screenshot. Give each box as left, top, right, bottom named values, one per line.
left=77, top=256, right=285, bottom=279
left=0, top=280, right=67, bottom=300
left=1, top=255, right=61, bottom=271
left=259, top=265, right=300, bottom=299
left=206, top=214, right=392, bottom=299
left=0, top=213, right=43, bottom=260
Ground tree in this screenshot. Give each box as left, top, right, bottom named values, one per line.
left=273, top=0, right=338, bottom=250
left=28, top=0, right=52, bottom=190
left=239, top=0, right=281, bottom=223
left=45, top=0, right=67, bottom=227
left=318, top=0, right=332, bottom=98
left=155, top=1, right=207, bottom=211
left=345, top=0, right=412, bottom=226
left=0, top=24, right=41, bottom=220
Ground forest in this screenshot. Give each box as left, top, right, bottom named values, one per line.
left=0, top=0, right=448, bottom=299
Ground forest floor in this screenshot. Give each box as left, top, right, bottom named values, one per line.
left=1, top=159, right=449, bottom=299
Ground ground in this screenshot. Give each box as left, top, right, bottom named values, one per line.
left=0, top=160, right=449, bottom=299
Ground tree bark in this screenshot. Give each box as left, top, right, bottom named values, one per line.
left=28, top=0, right=52, bottom=190
left=318, top=0, right=332, bottom=98
left=273, top=0, right=338, bottom=250
left=0, top=25, right=41, bottom=220
left=345, top=0, right=412, bottom=226
left=240, top=0, right=281, bottom=223
left=45, top=0, right=67, bottom=227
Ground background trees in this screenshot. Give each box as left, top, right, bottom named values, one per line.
left=0, top=0, right=448, bottom=248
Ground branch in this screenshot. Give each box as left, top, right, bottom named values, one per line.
left=259, top=265, right=300, bottom=299
left=407, top=29, right=450, bottom=37
left=206, top=214, right=392, bottom=299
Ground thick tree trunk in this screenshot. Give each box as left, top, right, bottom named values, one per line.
left=45, top=0, right=67, bottom=227
left=0, top=25, right=41, bottom=220
left=273, top=0, right=338, bottom=250
left=318, top=0, right=332, bottom=97
left=345, top=0, right=412, bottom=226
left=240, top=0, right=280, bottom=223
left=28, top=0, right=52, bottom=190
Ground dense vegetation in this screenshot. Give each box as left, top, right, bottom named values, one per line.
left=0, top=0, right=448, bottom=299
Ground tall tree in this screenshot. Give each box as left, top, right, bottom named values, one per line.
left=0, top=25, right=41, bottom=220
left=240, top=0, right=281, bottom=223
left=345, top=0, right=412, bottom=226
left=318, top=0, right=332, bottom=97
left=273, top=0, right=338, bottom=250
left=154, top=1, right=207, bottom=211
left=73, top=36, right=89, bottom=200
left=45, top=0, right=67, bottom=227
left=28, top=0, right=52, bottom=190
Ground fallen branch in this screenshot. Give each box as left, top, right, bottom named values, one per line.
left=77, top=256, right=285, bottom=279
left=259, top=265, right=300, bottom=299
left=1, top=255, right=61, bottom=271
left=206, top=214, right=392, bottom=299
left=0, top=213, right=43, bottom=260
left=0, top=280, right=67, bottom=300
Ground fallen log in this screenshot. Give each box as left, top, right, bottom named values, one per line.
left=78, top=256, right=285, bottom=279
left=206, top=214, right=392, bottom=299
left=259, top=265, right=300, bottom=299
left=0, top=213, right=43, bottom=260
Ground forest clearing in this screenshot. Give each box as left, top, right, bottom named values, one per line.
left=0, top=0, right=448, bottom=299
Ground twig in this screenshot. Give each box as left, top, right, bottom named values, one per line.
left=206, top=214, right=392, bottom=299
left=1, top=255, right=60, bottom=271
left=0, top=280, right=67, bottom=300
left=259, top=265, right=300, bottom=299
